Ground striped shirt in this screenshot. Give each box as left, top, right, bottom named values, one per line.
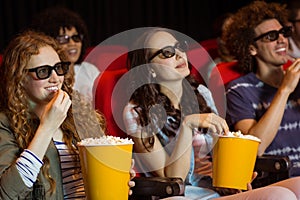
left=54, top=141, right=85, bottom=199
left=16, top=142, right=86, bottom=199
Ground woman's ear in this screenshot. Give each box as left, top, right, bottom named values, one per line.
left=249, top=44, right=257, bottom=56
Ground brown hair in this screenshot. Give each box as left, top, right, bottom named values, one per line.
left=0, top=30, right=105, bottom=195
left=126, top=27, right=212, bottom=150
left=223, top=1, right=288, bottom=73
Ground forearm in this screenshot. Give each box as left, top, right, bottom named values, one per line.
left=16, top=149, right=43, bottom=187
left=27, top=125, right=56, bottom=160
left=247, top=89, right=290, bottom=155
left=165, top=124, right=193, bottom=180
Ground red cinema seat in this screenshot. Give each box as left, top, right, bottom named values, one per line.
left=208, top=61, right=242, bottom=118
left=199, top=38, right=219, bottom=60
left=94, top=68, right=128, bottom=138
left=85, top=45, right=128, bottom=71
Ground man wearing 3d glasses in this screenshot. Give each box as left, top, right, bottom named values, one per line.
left=223, top=1, right=300, bottom=177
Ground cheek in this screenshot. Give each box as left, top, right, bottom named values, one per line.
left=24, top=79, right=45, bottom=96
left=154, top=58, right=174, bottom=68
left=78, top=42, right=82, bottom=49
left=60, top=44, right=68, bottom=52
left=59, top=76, right=65, bottom=85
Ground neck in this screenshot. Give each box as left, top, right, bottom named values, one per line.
left=256, top=65, right=284, bottom=88
left=159, top=80, right=183, bottom=109
left=28, top=100, right=46, bottom=119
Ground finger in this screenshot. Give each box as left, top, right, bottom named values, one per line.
left=290, top=59, right=300, bottom=71
left=251, top=171, right=258, bottom=182
left=61, top=91, right=70, bottom=104
left=221, top=119, right=229, bottom=134
left=207, top=124, right=217, bottom=134
left=129, top=180, right=135, bottom=187
left=130, top=168, right=136, bottom=180
left=215, top=123, right=223, bottom=135
left=286, top=54, right=296, bottom=62
left=64, top=98, right=72, bottom=113
left=128, top=180, right=135, bottom=196
left=247, top=182, right=253, bottom=190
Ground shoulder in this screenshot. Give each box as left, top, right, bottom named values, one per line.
left=0, top=112, right=10, bottom=128
left=0, top=112, right=17, bottom=142
left=75, top=62, right=100, bottom=74
left=226, top=72, right=258, bottom=90
left=123, top=102, right=138, bottom=117
left=81, top=61, right=99, bottom=70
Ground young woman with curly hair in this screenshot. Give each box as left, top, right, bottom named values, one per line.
left=122, top=27, right=300, bottom=199
left=224, top=1, right=300, bottom=178
left=0, top=30, right=136, bottom=199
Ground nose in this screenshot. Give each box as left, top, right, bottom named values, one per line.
left=277, top=33, right=286, bottom=42
left=175, top=49, right=186, bottom=60
left=48, top=69, right=60, bottom=82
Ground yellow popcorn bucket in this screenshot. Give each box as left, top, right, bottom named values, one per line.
left=78, top=143, right=133, bottom=200
left=212, top=136, right=260, bottom=190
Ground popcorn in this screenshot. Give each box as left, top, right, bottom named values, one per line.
left=78, top=135, right=134, bottom=146
left=224, top=130, right=261, bottom=142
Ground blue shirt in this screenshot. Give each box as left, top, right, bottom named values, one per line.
left=226, top=72, right=300, bottom=176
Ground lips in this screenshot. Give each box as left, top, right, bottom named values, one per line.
left=176, top=62, right=186, bottom=69
left=68, top=48, right=77, bottom=54
left=274, top=47, right=286, bottom=53
left=45, top=86, right=59, bottom=92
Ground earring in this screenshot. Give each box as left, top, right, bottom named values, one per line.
left=150, top=68, right=157, bottom=78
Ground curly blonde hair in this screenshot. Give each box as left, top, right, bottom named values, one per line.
left=223, top=1, right=288, bottom=73
left=0, top=30, right=105, bottom=194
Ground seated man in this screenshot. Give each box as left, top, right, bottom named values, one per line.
left=224, top=1, right=300, bottom=177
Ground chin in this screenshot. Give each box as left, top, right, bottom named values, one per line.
left=67, top=56, right=80, bottom=64
left=182, top=70, right=190, bottom=78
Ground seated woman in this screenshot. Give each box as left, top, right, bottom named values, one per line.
left=0, top=30, right=134, bottom=199
left=123, top=27, right=300, bottom=199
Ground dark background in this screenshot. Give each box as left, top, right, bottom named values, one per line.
left=0, top=0, right=288, bottom=52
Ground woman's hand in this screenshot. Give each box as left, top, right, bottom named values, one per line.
left=246, top=171, right=258, bottom=190
left=214, top=171, right=258, bottom=196
left=128, top=159, right=136, bottom=195
left=183, top=113, right=229, bottom=135
left=39, top=90, right=71, bottom=131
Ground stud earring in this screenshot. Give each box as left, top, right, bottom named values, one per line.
left=150, top=68, right=157, bottom=78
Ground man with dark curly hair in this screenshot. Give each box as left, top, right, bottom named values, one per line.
left=224, top=1, right=300, bottom=177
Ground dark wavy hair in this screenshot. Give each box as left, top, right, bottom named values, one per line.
left=126, top=27, right=212, bottom=150
left=0, top=30, right=105, bottom=195
left=223, top=1, right=288, bottom=73
left=29, top=6, right=90, bottom=64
